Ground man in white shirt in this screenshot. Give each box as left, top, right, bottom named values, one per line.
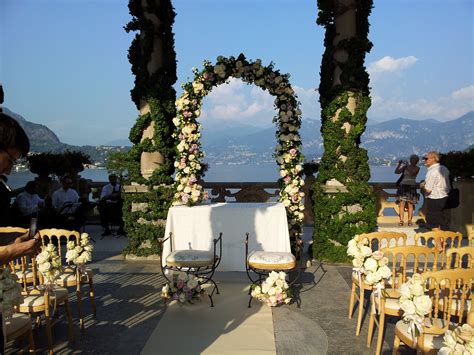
left=420, top=151, right=450, bottom=230
left=99, top=174, right=125, bottom=236
left=15, top=181, right=44, bottom=217
left=52, top=176, right=79, bottom=212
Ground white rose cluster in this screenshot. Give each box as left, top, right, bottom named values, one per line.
left=439, top=324, right=474, bottom=355
left=65, top=233, right=94, bottom=266
left=36, top=243, right=62, bottom=284
left=398, top=274, right=433, bottom=342
left=347, top=234, right=372, bottom=270
left=161, top=272, right=203, bottom=304
left=0, top=267, right=23, bottom=318
left=172, top=54, right=305, bottom=237
left=250, top=271, right=292, bottom=307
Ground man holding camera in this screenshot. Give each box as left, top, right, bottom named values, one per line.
left=420, top=151, right=450, bottom=230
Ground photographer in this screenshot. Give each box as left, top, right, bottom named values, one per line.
left=395, top=154, right=420, bottom=226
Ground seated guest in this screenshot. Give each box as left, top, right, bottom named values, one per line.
left=52, top=176, right=79, bottom=211
left=14, top=181, right=45, bottom=218
left=99, top=174, right=125, bottom=236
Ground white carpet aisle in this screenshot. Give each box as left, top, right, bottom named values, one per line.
left=141, top=272, right=276, bottom=354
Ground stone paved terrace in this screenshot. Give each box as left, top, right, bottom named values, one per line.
left=7, top=225, right=420, bottom=354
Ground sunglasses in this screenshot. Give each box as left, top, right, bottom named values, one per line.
left=422, top=157, right=429, bottom=161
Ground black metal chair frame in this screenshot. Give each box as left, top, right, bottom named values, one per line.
left=159, top=232, right=223, bottom=307
left=245, top=232, right=301, bottom=308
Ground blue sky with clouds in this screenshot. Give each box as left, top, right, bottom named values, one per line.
left=1, top=0, right=473, bottom=145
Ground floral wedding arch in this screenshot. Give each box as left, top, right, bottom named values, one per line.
left=172, top=54, right=305, bottom=235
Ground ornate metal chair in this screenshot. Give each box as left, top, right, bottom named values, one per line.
left=245, top=232, right=301, bottom=308
left=159, top=232, right=222, bottom=307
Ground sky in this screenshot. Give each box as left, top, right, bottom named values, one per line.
left=1, top=0, right=473, bottom=146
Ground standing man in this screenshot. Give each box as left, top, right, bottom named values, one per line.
left=99, top=174, right=125, bottom=236
left=420, top=151, right=450, bottom=230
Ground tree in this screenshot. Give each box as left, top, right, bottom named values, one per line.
left=312, top=0, right=377, bottom=262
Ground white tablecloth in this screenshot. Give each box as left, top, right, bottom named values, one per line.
left=163, top=202, right=291, bottom=271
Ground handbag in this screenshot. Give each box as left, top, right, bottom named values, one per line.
left=445, top=183, right=460, bottom=209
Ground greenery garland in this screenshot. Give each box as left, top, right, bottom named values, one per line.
left=313, top=0, right=377, bottom=262
left=172, top=54, right=306, bottom=237
left=123, top=0, right=177, bottom=255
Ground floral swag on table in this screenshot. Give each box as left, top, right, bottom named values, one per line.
left=251, top=271, right=292, bottom=307
left=346, top=235, right=392, bottom=314
left=172, top=54, right=305, bottom=235
left=161, top=272, right=205, bottom=304
left=398, top=273, right=432, bottom=346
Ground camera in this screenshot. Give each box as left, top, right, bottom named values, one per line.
left=398, top=160, right=408, bottom=165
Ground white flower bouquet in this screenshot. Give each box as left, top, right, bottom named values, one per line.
left=65, top=233, right=94, bottom=268
left=251, top=271, right=292, bottom=307
left=439, top=324, right=474, bottom=355
left=161, top=272, right=204, bottom=304
left=0, top=267, right=23, bottom=318
left=398, top=273, right=432, bottom=344
left=347, top=234, right=373, bottom=273
left=36, top=243, right=62, bottom=285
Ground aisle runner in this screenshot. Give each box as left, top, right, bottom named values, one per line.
left=141, top=273, right=276, bottom=354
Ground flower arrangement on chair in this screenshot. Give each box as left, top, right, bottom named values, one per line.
left=161, top=272, right=205, bottom=304
left=250, top=271, right=292, bottom=307
left=65, top=232, right=94, bottom=273
left=36, top=243, right=62, bottom=288
left=0, top=267, right=23, bottom=318
left=347, top=234, right=373, bottom=276
left=398, top=273, right=433, bottom=345
left=439, top=324, right=474, bottom=354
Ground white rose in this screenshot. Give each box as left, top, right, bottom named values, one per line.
left=66, top=250, right=78, bottom=263
left=38, top=261, right=51, bottom=274
left=187, top=278, right=199, bottom=289
left=400, top=299, right=416, bottom=316
left=442, top=330, right=457, bottom=350
left=261, top=283, right=270, bottom=294
left=399, top=283, right=411, bottom=299
left=352, top=257, right=363, bottom=268
left=409, top=283, right=425, bottom=297
left=183, top=167, right=190, bottom=174
left=183, top=186, right=191, bottom=194
left=413, top=295, right=432, bottom=316
left=267, top=287, right=276, bottom=296
left=364, top=271, right=381, bottom=285
left=364, top=258, right=378, bottom=273
left=360, top=246, right=372, bottom=257
left=347, top=244, right=359, bottom=257
left=378, top=265, right=391, bottom=279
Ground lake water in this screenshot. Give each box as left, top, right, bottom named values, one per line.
left=6, top=164, right=427, bottom=190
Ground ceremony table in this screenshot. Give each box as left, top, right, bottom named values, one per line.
left=163, top=202, right=291, bottom=272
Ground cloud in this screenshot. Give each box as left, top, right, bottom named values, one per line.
left=293, top=86, right=320, bottom=119
left=370, top=85, right=474, bottom=121
left=368, top=55, right=418, bottom=75
left=451, top=85, right=474, bottom=100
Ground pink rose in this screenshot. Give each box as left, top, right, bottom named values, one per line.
left=284, top=176, right=291, bottom=184
left=177, top=280, right=185, bottom=289
left=289, top=148, right=297, bottom=155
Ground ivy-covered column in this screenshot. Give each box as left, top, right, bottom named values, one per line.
left=312, top=0, right=376, bottom=262
left=122, top=0, right=177, bottom=256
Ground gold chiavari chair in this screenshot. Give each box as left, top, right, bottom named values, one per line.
left=415, top=230, right=463, bottom=267
left=16, top=243, right=75, bottom=354
left=393, top=268, right=474, bottom=354
left=348, top=231, right=407, bottom=336
left=39, top=228, right=96, bottom=333
left=446, top=246, right=474, bottom=269
left=367, top=246, right=439, bottom=355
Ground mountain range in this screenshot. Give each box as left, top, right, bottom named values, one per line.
left=3, top=107, right=473, bottom=166
left=2, top=107, right=128, bottom=165
left=201, top=111, right=474, bottom=165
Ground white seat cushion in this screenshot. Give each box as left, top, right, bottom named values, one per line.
left=395, top=318, right=452, bottom=351
left=15, top=269, right=34, bottom=280
left=166, top=250, right=215, bottom=267
left=248, top=251, right=296, bottom=270
left=5, top=313, right=31, bottom=338
left=19, top=287, right=69, bottom=309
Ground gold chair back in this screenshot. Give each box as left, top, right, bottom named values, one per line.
left=446, top=246, right=474, bottom=269
left=39, top=228, right=80, bottom=268
left=415, top=230, right=462, bottom=253
left=381, top=246, right=439, bottom=289
left=361, top=231, right=408, bottom=251
left=422, top=269, right=474, bottom=335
